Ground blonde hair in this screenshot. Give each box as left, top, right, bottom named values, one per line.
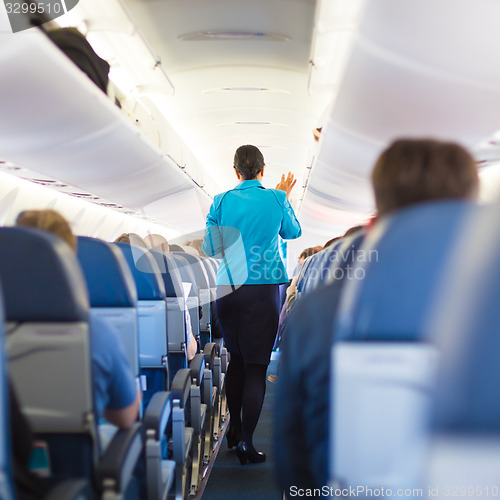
left=144, top=234, right=169, bottom=253
left=185, top=238, right=205, bottom=257
left=16, top=209, right=77, bottom=252
left=114, top=232, right=147, bottom=248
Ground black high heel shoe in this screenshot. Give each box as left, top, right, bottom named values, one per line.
left=235, top=441, right=266, bottom=464
left=226, top=426, right=241, bottom=449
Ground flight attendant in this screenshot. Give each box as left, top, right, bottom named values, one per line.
left=202, top=144, right=301, bottom=464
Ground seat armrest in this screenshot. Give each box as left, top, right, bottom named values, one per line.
left=170, top=368, right=192, bottom=409
left=203, top=342, right=216, bottom=370
left=96, top=422, right=144, bottom=495
left=44, top=479, right=89, bottom=500
left=144, top=391, right=172, bottom=440
left=213, top=338, right=224, bottom=356
left=189, top=354, right=206, bottom=386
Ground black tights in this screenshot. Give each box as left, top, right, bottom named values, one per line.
left=226, top=353, right=267, bottom=445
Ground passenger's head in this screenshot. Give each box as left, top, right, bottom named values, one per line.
left=169, top=244, right=184, bottom=253
left=185, top=238, right=205, bottom=257
left=343, top=225, right=365, bottom=238
left=15, top=209, right=77, bottom=252
left=371, top=138, right=479, bottom=216
left=144, top=233, right=169, bottom=253
left=323, top=237, right=341, bottom=249
left=298, top=247, right=320, bottom=265
left=234, top=145, right=265, bottom=180
left=114, top=232, right=147, bottom=248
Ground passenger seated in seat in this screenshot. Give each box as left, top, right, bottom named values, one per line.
left=144, top=233, right=169, bottom=253
left=277, top=247, right=321, bottom=335
left=16, top=209, right=141, bottom=429
left=184, top=238, right=206, bottom=257
left=273, top=138, right=479, bottom=493
left=144, top=233, right=198, bottom=361
left=114, top=232, right=148, bottom=249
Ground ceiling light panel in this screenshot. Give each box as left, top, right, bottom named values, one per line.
left=178, top=30, right=290, bottom=41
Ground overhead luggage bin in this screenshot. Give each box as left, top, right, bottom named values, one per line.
left=0, top=29, right=211, bottom=231
left=303, top=0, right=500, bottom=244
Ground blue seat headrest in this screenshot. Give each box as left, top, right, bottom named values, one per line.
left=114, top=243, right=166, bottom=300
left=77, top=237, right=137, bottom=307
left=0, top=227, right=89, bottom=322
left=337, top=200, right=476, bottom=342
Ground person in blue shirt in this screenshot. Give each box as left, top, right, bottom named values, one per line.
left=202, top=144, right=301, bottom=465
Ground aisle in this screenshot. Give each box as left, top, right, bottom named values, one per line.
left=202, top=374, right=282, bottom=500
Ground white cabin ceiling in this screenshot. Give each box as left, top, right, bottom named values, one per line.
left=121, top=0, right=322, bottom=193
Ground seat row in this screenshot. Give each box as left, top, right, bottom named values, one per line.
left=0, top=227, right=227, bottom=500
left=278, top=199, right=500, bottom=497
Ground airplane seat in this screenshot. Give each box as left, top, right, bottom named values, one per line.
left=0, top=284, right=89, bottom=500
left=76, top=236, right=139, bottom=381
left=201, top=257, right=224, bottom=341
left=329, top=200, right=477, bottom=491
left=323, top=231, right=365, bottom=286
left=169, top=369, right=194, bottom=500
left=143, top=391, right=176, bottom=500
left=331, top=342, right=438, bottom=492
left=114, top=243, right=170, bottom=401
left=187, top=354, right=207, bottom=494
left=199, top=256, right=218, bottom=345
left=299, top=249, right=325, bottom=295
left=0, top=227, right=143, bottom=499
left=78, top=238, right=181, bottom=499
left=295, top=252, right=319, bottom=297
left=206, top=257, right=220, bottom=277
left=202, top=343, right=223, bottom=443
left=423, top=203, right=500, bottom=498
left=147, top=250, right=193, bottom=382
left=173, top=252, right=211, bottom=347
left=200, top=257, right=216, bottom=288
left=171, top=253, right=201, bottom=351
left=335, top=200, right=477, bottom=343
left=301, top=239, right=345, bottom=294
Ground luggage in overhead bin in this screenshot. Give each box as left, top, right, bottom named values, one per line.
left=46, top=27, right=110, bottom=94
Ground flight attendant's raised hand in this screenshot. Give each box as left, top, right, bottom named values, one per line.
left=275, top=172, right=297, bottom=199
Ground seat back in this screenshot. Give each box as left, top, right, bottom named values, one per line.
left=200, top=257, right=216, bottom=288
left=423, top=203, right=500, bottom=495
left=328, top=201, right=476, bottom=491
left=115, top=243, right=167, bottom=369
left=171, top=253, right=201, bottom=341
left=335, top=201, right=477, bottom=342
left=295, top=253, right=314, bottom=295
left=148, top=250, right=189, bottom=355
left=77, top=236, right=139, bottom=377
left=0, top=228, right=97, bottom=477
left=302, top=239, right=345, bottom=294
left=331, top=342, right=437, bottom=490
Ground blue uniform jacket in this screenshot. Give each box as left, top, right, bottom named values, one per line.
left=202, top=179, right=302, bottom=285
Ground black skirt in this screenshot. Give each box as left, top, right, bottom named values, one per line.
left=215, top=284, right=281, bottom=365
